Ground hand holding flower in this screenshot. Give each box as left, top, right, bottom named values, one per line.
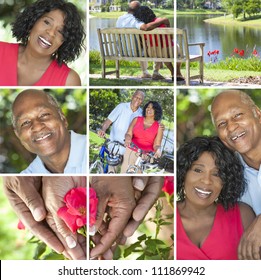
left=42, top=176, right=87, bottom=260
left=90, top=176, right=136, bottom=259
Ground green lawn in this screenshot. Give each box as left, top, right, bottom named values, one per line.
left=204, top=14, right=261, bottom=29
left=90, top=8, right=174, bottom=19
left=183, top=68, right=261, bottom=83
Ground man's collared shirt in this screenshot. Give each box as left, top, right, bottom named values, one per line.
left=21, top=130, right=86, bottom=174
left=108, top=102, right=142, bottom=154
left=116, top=13, right=143, bottom=29
left=238, top=153, right=261, bottom=215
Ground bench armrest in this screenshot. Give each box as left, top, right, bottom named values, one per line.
left=188, top=43, right=205, bottom=47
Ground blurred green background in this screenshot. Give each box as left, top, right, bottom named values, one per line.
left=0, top=0, right=87, bottom=85
left=177, top=88, right=261, bottom=148
left=0, top=176, right=37, bottom=259
left=0, top=88, right=86, bottom=173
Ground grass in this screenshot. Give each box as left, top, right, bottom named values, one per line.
left=89, top=130, right=105, bottom=163
left=181, top=67, right=261, bottom=83
left=177, top=8, right=224, bottom=15
left=89, top=51, right=174, bottom=86
left=204, top=13, right=261, bottom=29
left=90, top=50, right=261, bottom=85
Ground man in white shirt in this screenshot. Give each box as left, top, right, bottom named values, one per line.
left=12, top=89, right=86, bottom=173
left=211, top=90, right=261, bottom=260
left=98, top=89, right=145, bottom=155
left=116, top=1, right=170, bottom=80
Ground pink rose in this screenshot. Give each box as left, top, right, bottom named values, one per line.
left=162, top=176, right=174, bottom=195
left=57, top=187, right=86, bottom=233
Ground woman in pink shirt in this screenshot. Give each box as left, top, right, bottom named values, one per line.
left=0, top=0, right=85, bottom=86
left=177, top=136, right=256, bottom=260
left=121, top=101, right=163, bottom=173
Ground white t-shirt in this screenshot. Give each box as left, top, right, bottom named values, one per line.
left=108, top=102, right=142, bottom=154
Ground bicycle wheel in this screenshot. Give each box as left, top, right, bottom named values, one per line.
left=89, top=160, right=104, bottom=174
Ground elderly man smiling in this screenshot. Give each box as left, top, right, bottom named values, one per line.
left=12, top=89, right=86, bottom=173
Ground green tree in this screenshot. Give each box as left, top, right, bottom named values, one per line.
left=245, top=0, right=261, bottom=17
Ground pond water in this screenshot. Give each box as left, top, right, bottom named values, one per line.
left=89, top=15, right=261, bottom=62
left=177, top=14, right=261, bottom=61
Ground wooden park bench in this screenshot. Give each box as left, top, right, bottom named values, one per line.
left=176, top=28, right=205, bottom=86
left=97, top=27, right=174, bottom=79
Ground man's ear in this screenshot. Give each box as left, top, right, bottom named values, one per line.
left=254, top=106, right=261, bottom=123
left=13, top=128, right=19, bottom=138
left=60, top=113, right=68, bottom=128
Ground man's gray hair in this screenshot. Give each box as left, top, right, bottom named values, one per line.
left=133, top=89, right=145, bottom=96
left=210, top=90, right=258, bottom=124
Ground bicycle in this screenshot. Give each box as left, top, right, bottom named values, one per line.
left=89, top=137, right=125, bottom=174
left=126, top=143, right=165, bottom=174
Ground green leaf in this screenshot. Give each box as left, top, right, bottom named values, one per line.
left=123, top=242, right=142, bottom=258
left=33, top=242, right=47, bottom=260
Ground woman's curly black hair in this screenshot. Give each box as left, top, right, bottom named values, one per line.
left=12, top=0, right=85, bottom=65
left=142, top=101, right=162, bottom=121
left=177, top=136, right=246, bottom=210
left=133, top=6, right=156, bottom=24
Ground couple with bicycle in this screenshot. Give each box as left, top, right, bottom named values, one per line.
left=96, top=90, right=164, bottom=174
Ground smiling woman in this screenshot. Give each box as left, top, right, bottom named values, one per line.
left=0, top=0, right=85, bottom=86
left=176, top=136, right=256, bottom=260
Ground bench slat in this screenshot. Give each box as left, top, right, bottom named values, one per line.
left=97, top=28, right=174, bottom=78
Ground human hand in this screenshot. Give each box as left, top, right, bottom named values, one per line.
left=3, top=176, right=64, bottom=254
left=238, top=215, right=261, bottom=260
left=90, top=176, right=136, bottom=259
left=124, top=137, right=132, bottom=147
left=97, top=129, right=105, bottom=138
left=154, top=148, right=162, bottom=158
left=123, top=176, right=164, bottom=238
left=42, top=176, right=87, bottom=260
left=163, top=18, right=170, bottom=27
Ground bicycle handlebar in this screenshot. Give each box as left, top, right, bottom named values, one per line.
left=129, top=142, right=156, bottom=157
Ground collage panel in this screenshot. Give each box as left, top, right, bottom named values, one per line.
left=0, top=0, right=87, bottom=87
left=0, top=88, right=87, bottom=174
left=0, top=175, right=87, bottom=260
left=176, top=88, right=261, bottom=260
left=177, top=4, right=261, bottom=87
left=89, top=175, right=174, bottom=260
left=89, top=88, right=174, bottom=175
left=89, top=1, right=174, bottom=87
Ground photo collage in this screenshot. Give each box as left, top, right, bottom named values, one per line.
left=0, top=0, right=261, bottom=264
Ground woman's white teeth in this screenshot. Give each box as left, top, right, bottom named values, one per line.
left=39, top=36, right=52, bottom=46
left=195, top=187, right=211, bottom=195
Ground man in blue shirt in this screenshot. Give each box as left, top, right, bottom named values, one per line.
left=211, top=90, right=261, bottom=260
left=12, top=89, right=86, bottom=173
